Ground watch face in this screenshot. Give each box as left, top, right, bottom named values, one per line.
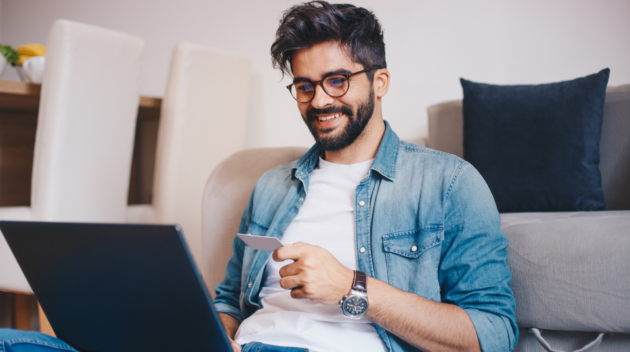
left=342, top=296, right=368, bottom=316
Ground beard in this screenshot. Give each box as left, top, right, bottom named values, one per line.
left=304, top=89, right=375, bottom=152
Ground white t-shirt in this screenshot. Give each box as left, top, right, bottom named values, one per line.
left=234, top=157, right=387, bottom=352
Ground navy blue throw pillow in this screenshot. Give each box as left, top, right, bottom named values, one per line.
left=461, top=68, right=609, bottom=213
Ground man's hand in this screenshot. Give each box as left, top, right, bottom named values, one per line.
left=273, top=242, right=354, bottom=304
left=227, top=336, right=241, bottom=352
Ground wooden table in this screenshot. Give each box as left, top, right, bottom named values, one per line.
left=0, top=79, right=160, bottom=206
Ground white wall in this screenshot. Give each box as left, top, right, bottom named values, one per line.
left=1, top=0, right=629, bottom=149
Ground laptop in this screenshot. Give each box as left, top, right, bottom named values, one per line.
left=0, top=221, right=233, bottom=352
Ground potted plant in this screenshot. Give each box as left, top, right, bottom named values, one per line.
left=0, top=45, right=19, bottom=77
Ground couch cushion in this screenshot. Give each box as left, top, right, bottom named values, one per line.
left=599, top=84, right=630, bottom=210
left=427, top=100, right=463, bottom=158
left=461, top=69, right=610, bottom=213
left=514, top=330, right=630, bottom=352
left=501, top=211, right=630, bottom=333
left=427, top=84, right=630, bottom=212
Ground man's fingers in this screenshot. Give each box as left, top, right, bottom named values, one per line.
left=273, top=245, right=303, bottom=262
left=272, top=241, right=315, bottom=261
left=279, top=275, right=301, bottom=289
left=278, top=262, right=300, bottom=277
left=290, top=287, right=308, bottom=299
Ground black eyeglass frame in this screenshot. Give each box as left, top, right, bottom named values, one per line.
left=286, top=66, right=382, bottom=103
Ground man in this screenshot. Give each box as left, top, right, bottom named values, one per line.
left=0, top=2, right=516, bottom=352
left=215, top=2, right=517, bottom=352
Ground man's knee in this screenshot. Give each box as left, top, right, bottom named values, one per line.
left=0, top=329, right=77, bottom=351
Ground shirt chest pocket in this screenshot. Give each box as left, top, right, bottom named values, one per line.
left=382, top=226, right=444, bottom=299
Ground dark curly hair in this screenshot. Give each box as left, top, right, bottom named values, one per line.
left=271, top=1, right=386, bottom=81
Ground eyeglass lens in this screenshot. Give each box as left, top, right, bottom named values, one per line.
left=290, top=75, right=349, bottom=103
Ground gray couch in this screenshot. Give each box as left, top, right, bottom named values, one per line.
left=427, top=84, right=630, bottom=352
left=200, top=85, right=630, bottom=352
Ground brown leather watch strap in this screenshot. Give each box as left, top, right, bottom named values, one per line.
left=353, top=270, right=367, bottom=293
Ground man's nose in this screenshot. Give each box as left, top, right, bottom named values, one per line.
left=310, top=84, right=334, bottom=109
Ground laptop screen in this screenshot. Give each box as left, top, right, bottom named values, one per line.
left=1, top=221, right=233, bottom=352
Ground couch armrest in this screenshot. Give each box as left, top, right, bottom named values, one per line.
left=201, top=147, right=308, bottom=296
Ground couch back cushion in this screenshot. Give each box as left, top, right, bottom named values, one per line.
left=427, top=83, right=630, bottom=211
left=598, top=84, right=630, bottom=210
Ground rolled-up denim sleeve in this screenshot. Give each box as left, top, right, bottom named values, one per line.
left=440, top=163, right=518, bottom=352
left=213, top=190, right=253, bottom=323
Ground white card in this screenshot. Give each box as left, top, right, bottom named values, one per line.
left=237, top=233, right=284, bottom=251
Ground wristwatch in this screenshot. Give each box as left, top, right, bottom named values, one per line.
left=339, top=270, right=369, bottom=319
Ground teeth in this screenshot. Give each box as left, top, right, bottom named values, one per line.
left=318, top=113, right=342, bottom=121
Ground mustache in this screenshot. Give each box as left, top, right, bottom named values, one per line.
left=305, top=105, right=353, bottom=121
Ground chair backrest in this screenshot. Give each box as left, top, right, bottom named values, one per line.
left=151, top=43, right=251, bottom=265
left=31, top=19, right=145, bottom=222
left=427, top=84, right=630, bottom=211
left=201, top=147, right=308, bottom=296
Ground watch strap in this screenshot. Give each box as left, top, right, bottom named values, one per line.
left=352, top=270, right=367, bottom=293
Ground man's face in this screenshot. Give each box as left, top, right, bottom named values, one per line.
left=291, top=42, right=375, bottom=152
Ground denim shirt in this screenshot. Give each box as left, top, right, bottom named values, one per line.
left=215, top=122, right=518, bottom=352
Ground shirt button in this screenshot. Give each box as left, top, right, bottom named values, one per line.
left=359, top=247, right=366, bottom=253
left=411, top=246, right=418, bottom=252
left=359, top=201, right=365, bottom=206
left=299, top=197, right=304, bottom=202
left=247, top=282, right=252, bottom=288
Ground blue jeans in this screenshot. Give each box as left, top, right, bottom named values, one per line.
left=0, top=329, right=307, bottom=351
left=0, top=330, right=76, bottom=351
left=240, top=341, right=307, bottom=352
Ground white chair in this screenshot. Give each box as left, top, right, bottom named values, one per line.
left=126, top=42, right=251, bottom=267
left=0, top=19, right=145, bottom=294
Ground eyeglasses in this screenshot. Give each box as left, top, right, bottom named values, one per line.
left=286, top=67, right=381, bottom=103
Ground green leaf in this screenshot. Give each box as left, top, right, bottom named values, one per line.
left=0, top=45, right=19, bottom=64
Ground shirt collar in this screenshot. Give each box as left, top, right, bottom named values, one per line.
left=293, top=121, right=399, bottom=181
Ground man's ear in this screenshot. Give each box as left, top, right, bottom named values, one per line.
left=373, top=69, right=390, bottom=98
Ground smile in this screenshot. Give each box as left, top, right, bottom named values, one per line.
left=317, top=113, right=344, bottom=122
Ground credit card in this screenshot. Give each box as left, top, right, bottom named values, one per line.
left=237, top=233, right=284, bottom=251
